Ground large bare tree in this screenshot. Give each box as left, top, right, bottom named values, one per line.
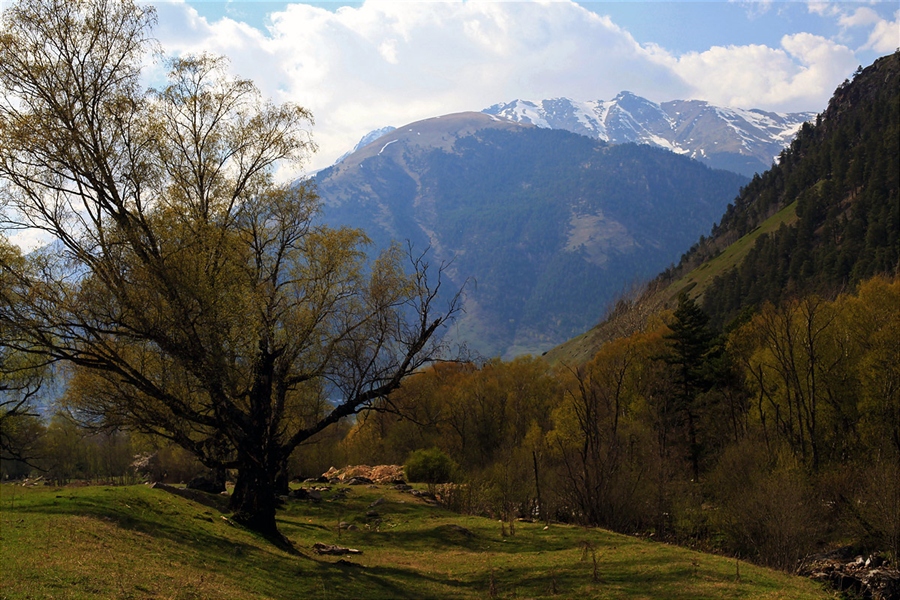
left=0, top=0, right=457, bottom=542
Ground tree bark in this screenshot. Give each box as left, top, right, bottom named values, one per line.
left=230, top=461, right=282, bottom=541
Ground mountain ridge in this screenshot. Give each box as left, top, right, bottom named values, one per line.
left=314, top=115, right=747, bottom=357
left=483, top=92, right=815, bottom=177
left=331, top=93, right=814, bottom=179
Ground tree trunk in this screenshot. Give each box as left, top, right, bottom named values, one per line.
left=274, top=457, right=291, bottom=496
left=214, top=466, right=227, bottom=493
left=532, top=450, right=543, bottom=522
left=230, top=462, right=281, bottom=541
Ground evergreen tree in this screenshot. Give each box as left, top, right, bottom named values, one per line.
left=662, top=293, right=715, bottom=481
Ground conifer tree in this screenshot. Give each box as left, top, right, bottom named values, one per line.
left=662, top=292, right=715, bottom=481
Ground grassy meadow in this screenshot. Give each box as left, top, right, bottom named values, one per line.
left=0, top=482, right=831, bottom=599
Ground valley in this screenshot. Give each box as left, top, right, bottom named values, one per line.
left=0, top=0, right=897, bottom=597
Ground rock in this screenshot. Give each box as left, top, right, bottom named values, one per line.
left=289, top=487, right=308, bottom=500
left=312, top=543, right=362, bottom=555
left=866, top=569, right=900, bottom=600
left=800, top=548, right=899, bottom=600
left=344, top=476, right=373, bottom=486
left=336, top=559, right=362, bottom=567
left=289, top=487, right=323, bottom=501
left=369, top=497, right=385, bottom=508
left=444, top=524, right=473, bottom=537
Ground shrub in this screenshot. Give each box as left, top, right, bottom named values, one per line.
left=404, top=448, right=457, bottom=493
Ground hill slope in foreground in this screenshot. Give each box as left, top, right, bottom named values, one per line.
left=0, top=483, right=827, bottom=599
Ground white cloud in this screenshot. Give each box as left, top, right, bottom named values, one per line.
left=862, top=10, right=900, bottom=52
left=6, top=228, right=52, bottom=254
left=647, top=33, right=858, bottom=113
left=839, top=7, right=882, bottom=28
left=735, top=0, right=776, bottom=19
left=152, top=0, right=688, bottom=172
left=149, top=0, right=879, bottom=173
left=807, top=2, right=840, bottom=18
left=808, top=2, right=899, bottom=53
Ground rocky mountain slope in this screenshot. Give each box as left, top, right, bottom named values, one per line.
left=314, top=113, right=747, bottom=357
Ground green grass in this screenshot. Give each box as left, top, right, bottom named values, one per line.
left=667, top=200, right=799, bottom=302
left=0, top=482, right=830, bottom=599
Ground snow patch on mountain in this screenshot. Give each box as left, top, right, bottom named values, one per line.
left=378, top=139, right=399, bottom=155
left=484, top=93, right=815, bottom=176
left=335, top=126, right=398, bottom=164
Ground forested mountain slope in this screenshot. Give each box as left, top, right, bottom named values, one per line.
left=696, top=52, right=899, bottom=327
left=547, top=51, right=899, bottom=365
left=314, top=114, right=747, bottom=357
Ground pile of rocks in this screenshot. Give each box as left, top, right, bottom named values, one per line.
left=321, top=465, right=406, bottom=484
left=798, top=548, right=899, bottom=599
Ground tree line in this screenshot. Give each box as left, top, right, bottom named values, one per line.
left=5, top=274, right=897, bottom=569
left=667, top=52, right=899, bottom=330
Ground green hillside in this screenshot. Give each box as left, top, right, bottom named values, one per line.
left=0, top=483, right=828, bottom=599
left=667, top=200, right=799, bottom=302
left=695, top=52, right=899, bottom=327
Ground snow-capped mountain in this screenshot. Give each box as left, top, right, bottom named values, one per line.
left=334, top=126, right=398, bottom=165
left=483, top=92, right=816, bottom=176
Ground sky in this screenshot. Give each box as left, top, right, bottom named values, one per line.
left=136, top=0, right=897, bottom=174
left=2, top=0, right=898, bottom=175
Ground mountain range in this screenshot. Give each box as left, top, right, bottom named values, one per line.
left=314, top=113, right=747, bottom=357
left=484, top=93, right=814, bottom=178
left=335, top=92, right=814, bottom=178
